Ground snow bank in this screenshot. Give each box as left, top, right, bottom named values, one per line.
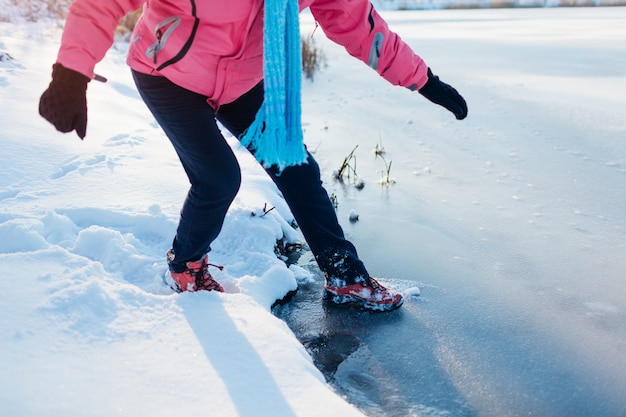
left=0, top=15, right=365, bottom=417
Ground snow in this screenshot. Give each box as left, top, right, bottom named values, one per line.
left=0, top=6, right=364, bottom=417
left=2, top=3, right=626, bottom=417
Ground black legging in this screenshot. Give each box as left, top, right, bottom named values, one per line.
left=133, top=71, right=369, bottom=284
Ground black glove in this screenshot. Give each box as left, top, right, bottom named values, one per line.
left=39, top=63, right=89, bottom=139
left=418, top=68, right=468, bottom=120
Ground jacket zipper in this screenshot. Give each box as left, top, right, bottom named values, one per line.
left=146, top=15, right=181, bottom=64
left=154, top=29, right=162, bottom=64
left=151, top=0, right=199, bottom=71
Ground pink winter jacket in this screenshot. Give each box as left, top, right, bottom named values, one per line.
left=57, top=0, right=429, bottom=107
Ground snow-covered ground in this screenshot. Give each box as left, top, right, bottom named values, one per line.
left=0, top=6, right=364, bottom=417
left=1, top=4, right=626, bottom=417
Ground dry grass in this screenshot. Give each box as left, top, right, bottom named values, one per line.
left=115, top=8, right=142, bottom=39
left=8, top=0, right=72, bottom=21
left=301, top=36, right=326, bottom=81
left=4, top=0, right=141, bottom=33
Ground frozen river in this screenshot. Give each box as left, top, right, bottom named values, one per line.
left=276, top=6, right=626, bottom=417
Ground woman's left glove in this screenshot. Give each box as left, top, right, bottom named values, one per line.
left=39, top=63, right=89, bottom=139
left=418, top=68, right=468, bottom=120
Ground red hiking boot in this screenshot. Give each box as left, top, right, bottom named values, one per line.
left=325, top=277, right=403, bottom=311
left=167, top=250, right=224, bottom=293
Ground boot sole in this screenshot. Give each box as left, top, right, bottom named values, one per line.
left=325, top=290, right=404, bottom=312
left=164, top=270, right=182, bottom=293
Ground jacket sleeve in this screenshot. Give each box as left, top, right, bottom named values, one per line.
left=308, top=0, right=429, bottom=90
left=56, top=0, right=144, bottom=79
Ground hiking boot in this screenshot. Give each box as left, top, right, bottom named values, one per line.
left=325, top=277, right=403, bottom=311
left=167, top=250, right=224, bottom=293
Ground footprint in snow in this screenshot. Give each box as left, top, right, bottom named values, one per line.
left=104, top=133, right=146, bottom=148
left=49, top=154, right=107, bottom=180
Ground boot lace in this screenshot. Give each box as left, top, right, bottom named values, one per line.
left=195, top=262, right=224, bottom=291
left=365, top=277, right=386, bottom=291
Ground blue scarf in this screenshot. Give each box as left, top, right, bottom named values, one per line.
left=239, top=0, right=307, bottom=171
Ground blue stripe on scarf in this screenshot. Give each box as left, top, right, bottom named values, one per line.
left=240, top=0, right=308, bottom=171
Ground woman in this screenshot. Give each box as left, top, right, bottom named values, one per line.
left=39, top=0, right=467, bottom=311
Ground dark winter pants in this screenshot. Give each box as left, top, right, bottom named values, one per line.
left=132, top=71, right=368, bottom=285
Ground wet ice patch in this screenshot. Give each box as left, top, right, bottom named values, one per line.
left=584, top=301, right=621, bottom=315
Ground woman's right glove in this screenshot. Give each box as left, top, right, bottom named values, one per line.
left=418, top=68, right=468, bottom=120
left=39, top=63, right=89, bottom=139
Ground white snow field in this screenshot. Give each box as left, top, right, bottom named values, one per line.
left=1, top=3, right=625, bottom=417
